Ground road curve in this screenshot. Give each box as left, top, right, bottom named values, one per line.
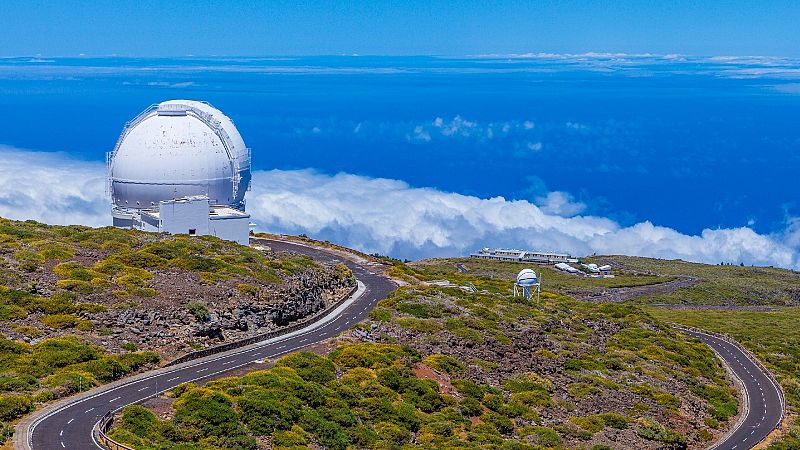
left=684, top=329, right=784, bottom=450
left=23, top=239, right=396, bottom=450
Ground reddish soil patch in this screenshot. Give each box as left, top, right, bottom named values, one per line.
left=413, top=362, right=459, bottom=397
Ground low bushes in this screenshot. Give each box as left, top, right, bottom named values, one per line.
left=187, top=300, right=210, bottom=321
left=422, top=354, right=465, bottom=375
left=41, top=314, right=80, bottom=329
left=635, top=417, right=686, bottom=446
left=0, top=394, right=33, bottom=421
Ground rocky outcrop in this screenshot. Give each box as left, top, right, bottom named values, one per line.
left=79, top=267, right=355, bottom=358
left=266, top=270, right=354, bottom=325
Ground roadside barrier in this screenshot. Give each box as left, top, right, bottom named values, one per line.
left=166, top=283, right=358, bottom=366
left=95, top=410, right=134, bottom=450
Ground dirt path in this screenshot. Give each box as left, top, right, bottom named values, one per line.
left=566, top=276, right=699, bottom=302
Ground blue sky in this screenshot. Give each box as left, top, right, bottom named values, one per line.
left=1, top=0, right=799, bottom=57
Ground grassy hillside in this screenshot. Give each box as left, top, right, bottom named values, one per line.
left=109, top=265, right=736, bottom=450
left=407, top=257, right=674, bottom=293
left=0, top=218, right=352, bottom=444
left=409, top=255, right=800, bottom=307
left=587, top=255, right=800, bottom=306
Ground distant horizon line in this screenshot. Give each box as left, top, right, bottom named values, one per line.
left=0, top=52, right=797, bottom=60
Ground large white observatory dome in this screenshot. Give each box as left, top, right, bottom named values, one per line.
left=108, top=100, right=251, bottom=211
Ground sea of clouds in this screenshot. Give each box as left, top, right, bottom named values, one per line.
left=1, top=145, right=798, bottom=268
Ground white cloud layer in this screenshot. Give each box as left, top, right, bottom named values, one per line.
left=1, top=146, right=798, bottom=268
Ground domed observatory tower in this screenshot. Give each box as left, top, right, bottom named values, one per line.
left=108, top=100, right=252, bottom=244
left=514, top=268, right=541, bottom=302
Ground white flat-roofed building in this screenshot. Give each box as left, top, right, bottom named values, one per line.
left=136, top=196, right=250, bottom=245
left=470, top=247, right=578, bottom=264
left=555, top=262, right=582, bottom=273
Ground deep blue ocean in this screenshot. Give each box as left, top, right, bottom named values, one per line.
left=1, top=55, right=798, bottom=237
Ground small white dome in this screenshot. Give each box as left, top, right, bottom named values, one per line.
left=109, top=100, right=251, bottom=210
left=516, top=268, right=539, bottom=286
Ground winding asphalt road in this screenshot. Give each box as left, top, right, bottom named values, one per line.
left=23, top=239, right=396, bottom=450
left=20, top=240, right=784, bottom=450
left=684, top=329, right=783, bottom=450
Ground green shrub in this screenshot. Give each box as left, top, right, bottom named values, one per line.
left=273, top=425, right=310, bottom=447
left=483, top=412, right=514, bottom=434
left=199, top=271, right=229, bottom=284
left=122, top=342, right=138, bottom=352
left=34, top=242, right=75, bottom=260
left=187, top=300, right=209, bottom=321
left=237, top=283, right=258, bottom=297
left=534, top=349, right=557, bottom=359
left=43, top=371, right=99, bottom=394
left=173, top=388, right=242, bottom=438
left=126, top=287, right=157, bottom=297
left=460, top=397, right=483, bottom=417
left=33, top=390, right=55, bottom=403
left=571, top=415, right=606, bottom=433
left=422, top=354, right=465, bottom=374
left=0, top=304, right=26, bottom=320
left=554, top=422, right=593, bottom=440
left=277, top=352, right=336, bottom=384
left=374, top=420, right=412, bottom=444
left=55, top=279, right=93, bottom=294
left=330, top=343, right=412, bottom=370
left=35, top=293, right=77, bottom=314
left=109, top=250, right=168, bottom=269
left=0, top=394, right=33, bottom=421
left=635, top=417, right=686, bottom=446
left=564, top=358, right=584, bottom=370
left=691, top=382, right=738, bottom=421
left=0, top=375, right=38, bottom=392
left=520, top=426, right=561, bottom=447
left=41, top=314, right=79, bottom=329
left=173, top=255, right=227, bottom=272
left=53, top=262, right=100, bottom=281
left=115, top=273, right=148, bottom=288
left=32, top=336, right=101, bottom=368
left=369, top=307, right=392, bottom=322
left=117, top=405, right=161, bottom=439
left=11, top=325, right=42, bottom=337
left=503, top=372, right=553, bottom=393
left=452, top=379, right=486, bottom=400
left=75, top=319, right=94, bottom=331
left=13, top=250, right=43, bottom=272
left=395, top=301, right=443, bottom=318
left=598, top=412, right=630, bottom=429
left=511, top=390, right=553, bottom=407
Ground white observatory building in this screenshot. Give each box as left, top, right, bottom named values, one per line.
left=108, top=100, right=252, bottom=245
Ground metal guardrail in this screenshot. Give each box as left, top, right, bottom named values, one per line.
left=166, top=283, right=358, bottom=366
left=95, top=411, right=134, bottom=450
